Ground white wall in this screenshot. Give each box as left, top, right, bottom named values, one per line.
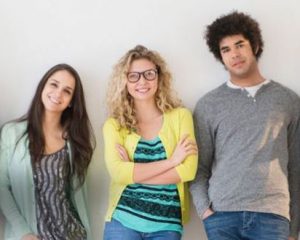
left=0, top=0, right=299, bottom=239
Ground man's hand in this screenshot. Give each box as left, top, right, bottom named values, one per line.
left=202, top=208, right=215, bottom=220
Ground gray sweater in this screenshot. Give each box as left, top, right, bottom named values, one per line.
left=190, top=81, right=300, bottom=237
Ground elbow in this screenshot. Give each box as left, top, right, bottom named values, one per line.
left=183, top=171, right=197, bottom=182
left=189, top=169, right=197, bottom=181
left=111, top=174, right=133, bottom=185
left=177, top=167, right=197, bottom=183
left=107, top=165, right=134, bottom=185
left=176, top=159, right=198, bottom=182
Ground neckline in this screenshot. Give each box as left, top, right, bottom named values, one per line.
left=223, top=79, right=274, bottom=93
left=227, top=79, right=270, bottom=89
left=43, top=142, right=67, bottom=156
left=133, top=112, right=166, bottom=141
left=139, top=136, right=160, bottom=143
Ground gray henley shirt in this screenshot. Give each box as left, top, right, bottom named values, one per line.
left=190, top=80, right=300, bottom=237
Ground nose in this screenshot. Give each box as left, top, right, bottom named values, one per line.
left=54, top=89, right=63, bottom=98
left=138, top=74, right=147, bottom=84
left=231, top=48, right=240, bottom=59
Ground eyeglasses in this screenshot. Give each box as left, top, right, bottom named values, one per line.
left=127, top=69, right=158, bottom=83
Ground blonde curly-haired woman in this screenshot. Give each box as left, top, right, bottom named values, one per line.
left=103, top=45, right=198, bottom=240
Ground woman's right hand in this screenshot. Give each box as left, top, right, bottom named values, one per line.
left=170, top=134, right=198, bottom=166
left=21, top=234, right=40, bottom=240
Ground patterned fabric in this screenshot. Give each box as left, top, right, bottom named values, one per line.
left=113, top=137, right=182, bottom=233
left=33, top=145, right=86, bottom=240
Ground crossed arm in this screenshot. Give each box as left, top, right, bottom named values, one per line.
left=103, top=110, right=198, bottom=186
left=115, top=133, right=197, bottom=185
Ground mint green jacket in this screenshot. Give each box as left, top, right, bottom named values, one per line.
left=0, top=121, right=91, bottom=240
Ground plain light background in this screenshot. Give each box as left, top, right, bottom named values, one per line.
left=0, top=0, right=299, bottom=239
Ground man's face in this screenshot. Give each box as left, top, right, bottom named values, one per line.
left=219, top=34, right=258, bottom=80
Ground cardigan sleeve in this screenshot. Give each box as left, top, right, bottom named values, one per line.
left=103, top=119, right=134, bottom=185
left=174, top=108, right=198, bottom=182
left=0, top=123, right=32, bottom=239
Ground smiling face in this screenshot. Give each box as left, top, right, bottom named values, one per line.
left=41, top=70, right=75, bottom=115
left=126, top=58, right=158, bottom=103
left=219, top=34, right=258, bottom=82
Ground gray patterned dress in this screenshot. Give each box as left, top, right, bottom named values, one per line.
left=33, top=145, right=87, bottom=240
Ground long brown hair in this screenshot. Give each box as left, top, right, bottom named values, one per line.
left=20, top=63, right=95, bottom=187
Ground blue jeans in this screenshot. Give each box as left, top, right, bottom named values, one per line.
left=103, top=218, right=182, bottom=240
left=203, top=211, right=289, bottom=240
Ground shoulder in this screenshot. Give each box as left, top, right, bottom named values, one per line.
left=270, top=81, right=300, bottom=117
left=165, top=107, right=192, bottom=120
left=103, top=117, right=120, bottom=130
left=194, top=83, right=227, bottom=114
left=102, top=117, right=129, bottom=137
left=0, top=121, right=27, bottom=148
left=163, top=108, right=194, bottom=131
left=270, top=81, right=300, bottom=102
left=1, top=121, right=27, bottom=138
left=197, top=84, right=227, bottom=104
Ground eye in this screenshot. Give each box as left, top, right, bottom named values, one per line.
left=144, top=70, right=157, bottom=80
left=145, top=70, right=154, bottom=77
left=50, top=82, right=58, bottom=87
left=221, top=48, right=230, bottom=53
left=64, top=89, right=72, bottom=95
left=127, top=72, right=140, bottom=82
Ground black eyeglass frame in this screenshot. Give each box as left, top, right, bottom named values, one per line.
left=126, top=69, right=158, bottom=83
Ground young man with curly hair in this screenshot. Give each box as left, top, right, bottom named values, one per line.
left=190, top=11, right=300, bottom=240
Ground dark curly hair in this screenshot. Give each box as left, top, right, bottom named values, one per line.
left=205, top=11, right=264, bottom=62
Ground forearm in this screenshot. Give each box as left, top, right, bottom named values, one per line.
left=0, top=150, right=32, bottom=238
left=190, top=171, right=211, bottom=217
left=288, top=97, right=300, bottom=238
left=133, top=159, right=176, bottom=183
left=138, top=168, right=181, bottom=184
left=0, top=186, right=32, bottom=238
left=289, top=187, right=300, bottom=238
left=288, top=138, right=300, bottom=237
left=104, top=119, right=135, bottom=184
left=191, top=104, right=214, bottom=217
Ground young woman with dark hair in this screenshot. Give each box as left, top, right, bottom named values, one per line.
left=0, top=63, right=95, bottom=240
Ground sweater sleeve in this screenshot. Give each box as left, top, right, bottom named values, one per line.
left=175, top=108, right=198, bottom=182
left=190, top=100, right=214, bottom=218
left=103, top=119, right=134, bottom=185
left=287, top=97, right=300, bottom=238
left=0, top=124, right=32, bottom=239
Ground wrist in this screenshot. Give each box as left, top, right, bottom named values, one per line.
left=168, top=156, right=178, bottom=167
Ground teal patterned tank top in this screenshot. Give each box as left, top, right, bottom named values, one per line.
left=113, top=137, right=182, bottom=233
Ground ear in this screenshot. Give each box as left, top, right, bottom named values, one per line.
left=254, top=45, right=259, bottom=55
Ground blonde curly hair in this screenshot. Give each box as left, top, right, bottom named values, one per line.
left=106, top=45, right=182, bottom=131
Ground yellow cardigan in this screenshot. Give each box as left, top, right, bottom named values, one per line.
left=103, top=107, right=198, bottom=224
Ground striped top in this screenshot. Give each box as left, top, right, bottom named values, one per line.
left=33, top=145, right=86, bottom=240
left=113, top=137, right=182, bottom=233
